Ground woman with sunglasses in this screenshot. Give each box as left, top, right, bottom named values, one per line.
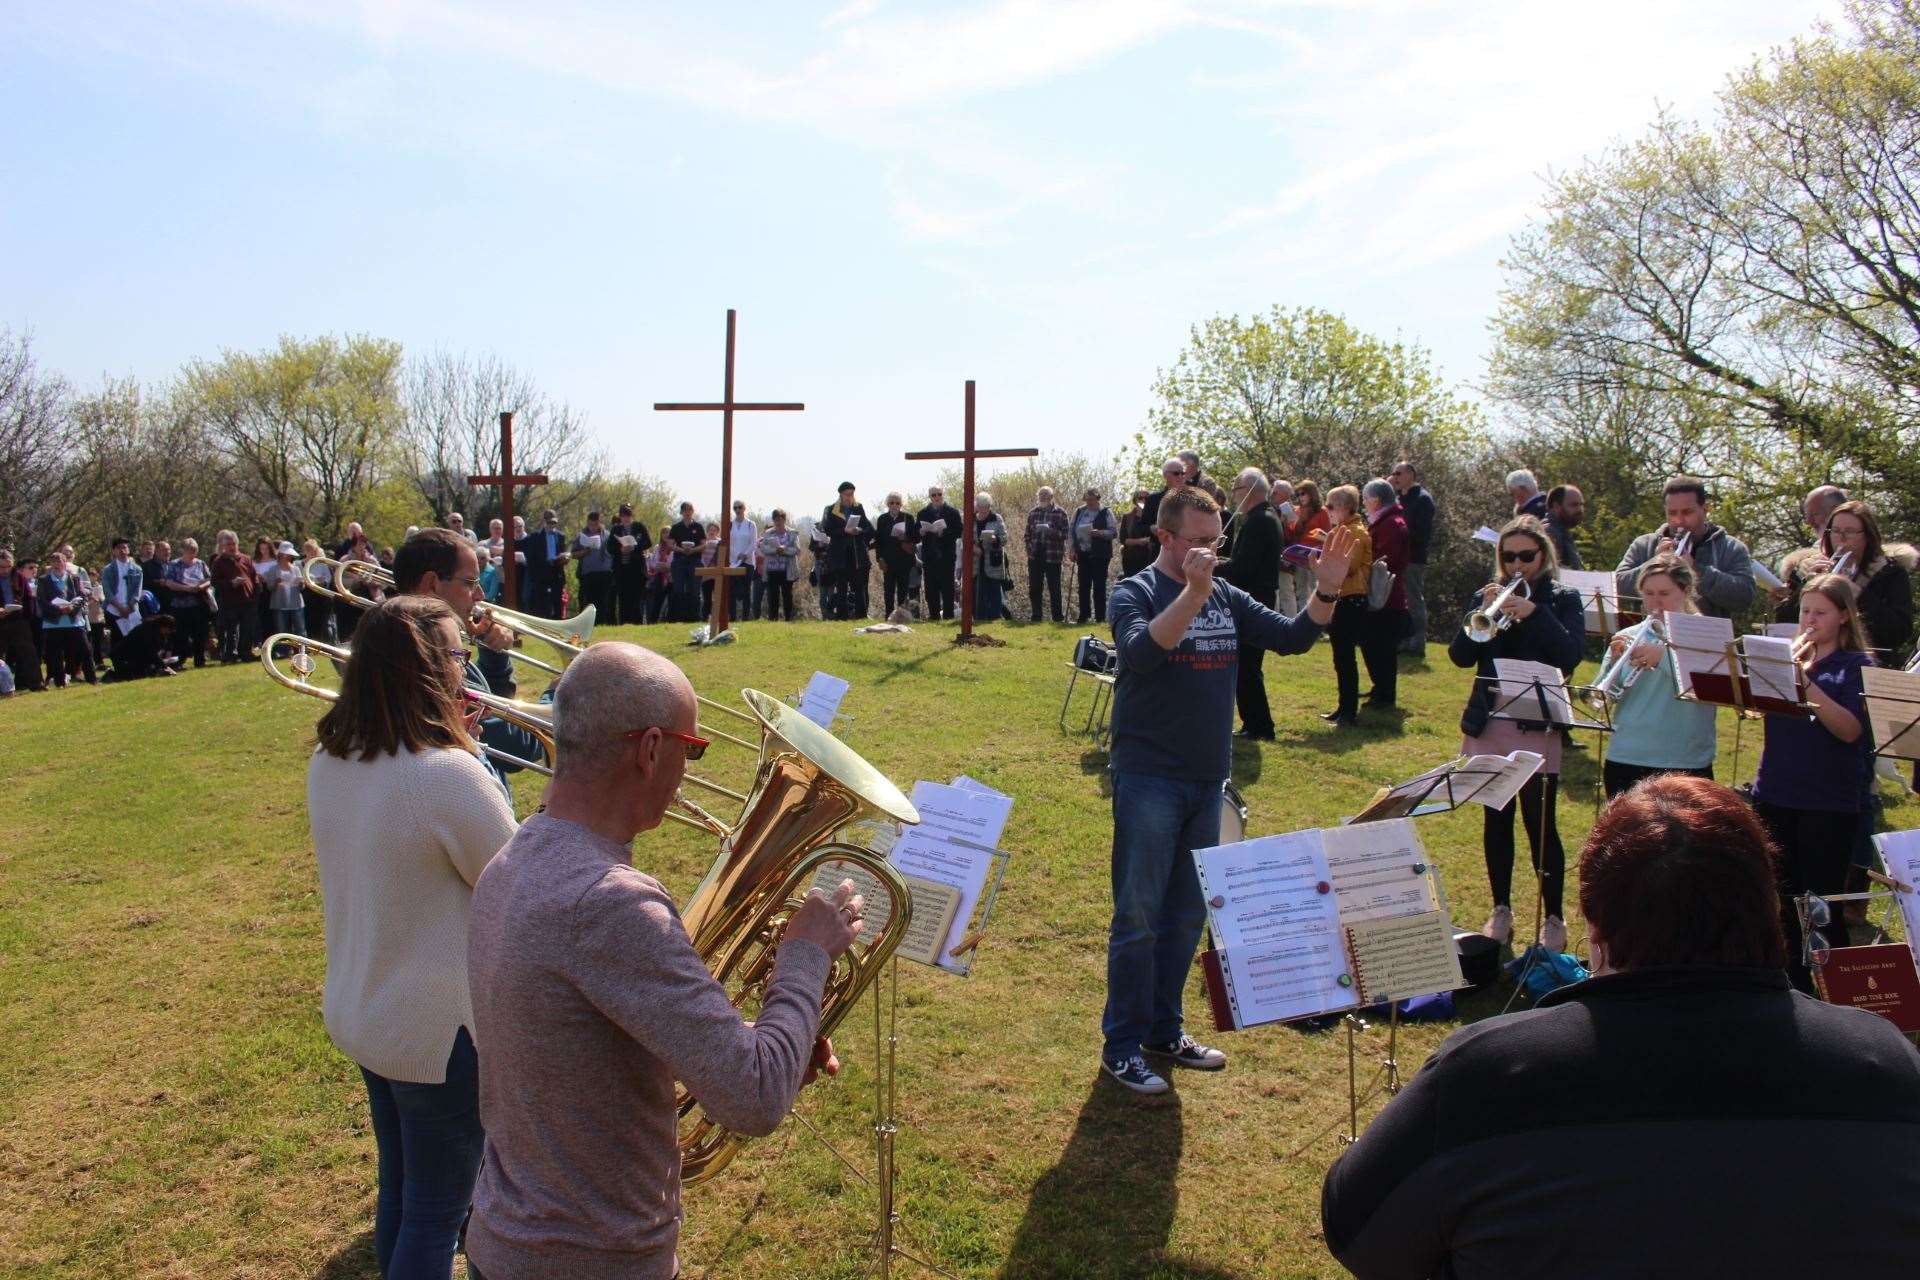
left=1752, top=573, right=1875, bottom=992
left=308, top=595, right=519, bottom=1280
left=1450, top=515, right=1584, bottom=951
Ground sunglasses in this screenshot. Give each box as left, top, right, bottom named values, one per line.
left=1500, top=549, right=1540, bottom=564
left=624, top=726, right=710, bottom=761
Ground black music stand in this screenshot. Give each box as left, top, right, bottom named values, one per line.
left=1864, top=672, right=1920, bottom=763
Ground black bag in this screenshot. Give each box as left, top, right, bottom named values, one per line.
left=1073, top=635, right=1117, bottom=675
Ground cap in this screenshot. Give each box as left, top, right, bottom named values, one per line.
left=277, top=541, right=297, bottom=556
left=838, top=481, right=856, bottom=492
left=618, top=502, right=633, bottom=515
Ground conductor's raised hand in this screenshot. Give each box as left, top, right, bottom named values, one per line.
left=786, top=878, right=865, bottom=960
left=1181, top=545, right=1217, bottom=593
left=1314, top=525, right=1358, bottom=594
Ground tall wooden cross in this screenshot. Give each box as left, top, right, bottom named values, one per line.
left=654, top=309, right=804, bottom=636
left=467, top=410, right=548, bottom=610
left=905, top=380, right=1038, bottom=640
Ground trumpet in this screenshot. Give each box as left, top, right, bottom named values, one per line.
left=1591, top=618, right=1667, bottom=707
left=1466, top=575, right=1529, bottom=643
left=1667, top=528, right=1692, bottom=559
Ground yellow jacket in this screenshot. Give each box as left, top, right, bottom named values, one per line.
left=1312, top=515, right=1372, bottom=598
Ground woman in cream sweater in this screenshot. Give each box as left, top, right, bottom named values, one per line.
left=308, top=595, right=518, bottom=1280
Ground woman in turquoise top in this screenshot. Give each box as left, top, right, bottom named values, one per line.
left=1598, top=553, right=1718, bottom=798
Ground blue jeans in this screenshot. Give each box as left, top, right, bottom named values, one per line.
left=1102, top=772, right=1222, bottom=1061
left=359, top=1028, right=485, bottom=1280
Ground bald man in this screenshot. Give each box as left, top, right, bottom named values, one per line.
left=465, top=643, right=863, bottom=1280
left=1774, top=484, right=1851, bottom=607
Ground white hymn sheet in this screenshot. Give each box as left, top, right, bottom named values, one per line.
left=1875, top=830, right=1920, bottom=973
left=1321, top=821, right=1436, bottom=923
left=797, top=671, right=850, bottom=728
left=910, top=780, right=1013, bottom=851
left=1753, top=561, right=1786, bottom=590
left=1193, top=833, right=1354, bottom=1024
left=115, top=613, right=140, bottom=637
left=887, top=826, right=995, bottom=973
left=1472, top=525, right=1501, bottom=544
left=1664, top=612, right=1737, bottom=697
left=1743, top=635, right=1800, bottom=703
left=1491, top=659, right=1573, bottom=724
left=1559, top=568, right=1623, bottom=635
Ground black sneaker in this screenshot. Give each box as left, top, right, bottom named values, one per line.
left=1144, top=1034, right=1227, bottom=1071
left=1101, top=1053, right=1170, bottom=1095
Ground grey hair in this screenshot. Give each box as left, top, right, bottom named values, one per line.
left=1362, top=478, right=1396, bottom=507
left=1234, top=467, right=1269, bottom=498
left=1506, top=469, right=1539, bottom=495
left=1177, top=449, right=1201, bottom=467
left=975, top=490, right=993, bottom=507
left=1036, top=486, right=1055, bottom=502
left=1271, top=479, right=1294, bottom=499
left=216, top=529, right=238, bottom=549
left=551, top=642, right=690, bottom=778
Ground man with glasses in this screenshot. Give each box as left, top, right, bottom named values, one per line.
left=518, top=508, right=572, bottom=620
left=916, top=486, right=963, bottom=621
left=1141, top=456, right=1188, bottom=528
left=1100, top=487, right=1358, bottom=1094
left=465, top=642, right=864, bottom=1280
left=394, top=530, right=541, bottom=792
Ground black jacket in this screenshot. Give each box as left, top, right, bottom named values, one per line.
left=1516, top=491, right=1549, bottom=521
left=515, top=526, right=569, bottom=588
left=875, top=510, right=919, bottom=570
left=916, top=503, right=962, bottom=563
left=1221, top=501, right=1282, bottom=602
left=1399, top=484, right=1435, bottom=564
left=608, top=521, right=652, bottom=576
left=821, top=503, right=874, bottom=575
left=1544, top=513, right=1582, bottom=569
left=1448, top=577, right=1584, bottom=730
left=1323, top=966, right=1920, bottom=1279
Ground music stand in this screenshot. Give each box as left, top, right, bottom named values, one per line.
left=1669, top=636, right=1815, bottom=719
left=1864, top=669, right=1920, bottom=763
left=1479, top=667, right=1613, bottom=734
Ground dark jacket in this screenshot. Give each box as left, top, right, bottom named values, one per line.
left=821, top=503, right=874, bottom=576
left=1777, top=544, right=1915, bottom=663
left=608, top=521, right=652, bottom=576
left=1448, top=576, right=1584, bottom=730
left=1399, top=483, right=1435, bottom=564
left=516, top=526, right=569, bottom=588
left=875, top=510, right=919, bottom=570
left=1367, top=503, right=1411, bottom=612
left=1544, top=513, right=1582, bottom=570
left=1615, top=522, right=1754, bottom=618
left=210, top=551, right=259, bottom=609
left=139, top=556, right=167, bottom=598
left=1221, top=501, right=1283, bottom=603
left=1323, top=966, right=1920, bottom=1280
left=1118, top=508, right=1156, bottom=579
left=1516, top=491, right=1549, bottom=521
left=916, top=503, right=962, bottom=564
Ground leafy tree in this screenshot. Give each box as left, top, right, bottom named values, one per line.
left=0, top=328, right=86, bottom=555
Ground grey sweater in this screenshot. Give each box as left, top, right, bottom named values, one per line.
left=466, top=813, right=831, bottom=1280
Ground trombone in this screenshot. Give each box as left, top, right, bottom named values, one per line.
left=1466, top=575, right=1529, bottom=643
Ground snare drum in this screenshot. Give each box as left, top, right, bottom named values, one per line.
left=1219, top=782, right=1249, bottom=844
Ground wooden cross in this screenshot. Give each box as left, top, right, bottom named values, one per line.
left=905, top=380, right=1038, bottom=640
left=467, top=410, right=548, bottom=610
left=654, top=309, right=804, bottom=636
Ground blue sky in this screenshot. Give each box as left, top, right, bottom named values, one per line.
left=3, top=0, right=1838, bottom=510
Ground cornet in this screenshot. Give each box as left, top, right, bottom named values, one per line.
left=1668, top=528, right=1692, bottom=559
left=1466, top=576, right=1529, bottom=644
left=1591, top=617, right=1666, bottom=707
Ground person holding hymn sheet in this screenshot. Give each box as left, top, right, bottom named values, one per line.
left=875, top=492, right=919, bottom=617
left=0, top=549, right=41, bottom=692
left=916, top=486, right=962, bottom=621
left=98, top=537, right=144, bottom=679
left=36, top=549, right=97, bottom=688
left=972, top=492, right=1014, bottom=623
left=1451, top=515, right=1584, bottom=952
left=1288, top=480, right=1330, bottom=610
left=163, top=538, right=213, bottom=668
left=572, top=511, right=615, bottom=619
left=606, top=504, right=649, bottom=627
left=666, top=503, right=704, bottom=624
left=464, top=642, right=859, bottom=1280
left=1752, top=573, right=1875, bottom=993
left=1612, top=475, right=1754, bottom=619
left=263, top=541, right=307, bottom=645
left=821, top=482, right=874, bottom=621
left=1312, top=485, right=1373, bottom=727
left=1100, top=487, right=1356, bottom=1094
left=307, top=596, right=519, bottom=1280
left=1358, top=478, right=1410, bottom=713
left=1322, top=775, right=1920, bottom=1280
left=517, top=509, right=571, bottom=621
left=210, top=530, right=260, bottom=665
left=759, top=510, right=799, bottom=622
left=1219, top=468, right=1284, bottom=740
left=646, top=529, right=674, bottom=625
left=1025, top=487, right=1071, bottom=624
left=727, top=500, right=758, bottom=622
left=698, top=523, right=721, bottom=620
left=1598, top=555, right=1717, bottom=798
left=1069, top=487, right=1116, bottom=625
left=483, top=518, right=506, bottom=567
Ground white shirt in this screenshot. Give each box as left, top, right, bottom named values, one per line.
left=729, top=517, right=758, bottom=566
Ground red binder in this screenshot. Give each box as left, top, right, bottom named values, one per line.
left=1814, top=944, right=1920, bottom=1034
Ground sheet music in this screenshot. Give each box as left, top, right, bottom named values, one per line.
left=1559, top=568, right=1623, bottom=634
left=1757, top=623, right=1799, bottom=640
left=887, top=826, right=996, bottom=974
left=796, top=670, right=850, bottom=729
left=1753, top=561, right=1786, bottom=590
left=1471, top=525, right=1501, bottom=544
left=1194, top=834, right=1355, bottom=1024
left=1864, top=668, right=1920, bottom=759
left=1492, top=658, right=1573, bottom=724
left=1345, top=911, right=1464, bottom=1002
left=1347, top=751, right=1544, bottom=823
left=1743, top=635, right=1800, bottom=703
left=909, top=780, right=1012, bottom=851
left=1876, top=831, right=1920, bottom=973
left=1665, top=612, right=1737, bottom=697
left=1460, top=750, right=1545, bottom=810
left=1322, top=821, right=1436, bottom=923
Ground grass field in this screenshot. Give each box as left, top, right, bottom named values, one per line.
left=4, top=619, right=1915, bottom=1279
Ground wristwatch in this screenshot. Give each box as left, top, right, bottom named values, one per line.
left=1314, top=588, right=1339, bottom=604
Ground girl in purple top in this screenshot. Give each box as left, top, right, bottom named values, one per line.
left=1752, top=573, right=1874, bottom=992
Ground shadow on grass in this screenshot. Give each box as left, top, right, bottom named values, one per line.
left=997, top=1078, right=1248, bottom=1280
left=314, top=1229, right=378, bottom=1279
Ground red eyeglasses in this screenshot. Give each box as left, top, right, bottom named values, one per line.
left=624, top=727, right=710, bottom=760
